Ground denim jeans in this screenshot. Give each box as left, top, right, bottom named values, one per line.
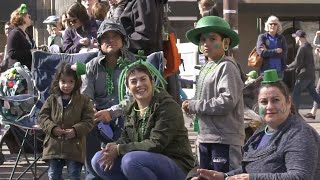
left=91, top=151, right=186, bottom=180
left=48, top=159, right=83, bottom=180
left=292, top=79, right=320, bottom=110
left=312, top=78, right=320, bottom=108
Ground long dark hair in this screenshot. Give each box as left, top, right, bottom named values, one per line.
left=258, top=81, right=296, bottom=114
left=66, top=2, right=90, bottom=26
left=50, top=62, right=82, bottom=95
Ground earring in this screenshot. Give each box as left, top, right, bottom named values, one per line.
left=222, top=39, right=229, bottom=51
left=222, top=44, right=229, bottom=51
left=198, top=44, right=204, bottom=53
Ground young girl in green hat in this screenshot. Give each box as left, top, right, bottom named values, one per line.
left=182, top=16, right=245, bottom=174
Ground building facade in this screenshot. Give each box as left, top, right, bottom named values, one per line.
left=0, top=0, right=319, bottom=87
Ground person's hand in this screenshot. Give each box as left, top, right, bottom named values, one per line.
left=226, top=174, right=249, bottom=180
left=98, top=143, right=118, bottom=171
left=52, top=126, right=66, bottom=137
left=191, top=177, right=200, bottom=180
left=52, top=27, right=62, bottom=36
left=95, top=109, right=112, bottom=124
left=64, top=128, right=76, bottom=140
left=79, top=38, right=90, bottom=46
left=196, top=169, right=224, bottom=180
left=275, top=48, right=283, bottom=53
left=259, top=44, right=266, bottom=52
left=182, top=100, right=191, bottom=115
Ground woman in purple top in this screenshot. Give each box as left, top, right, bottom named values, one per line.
left=63, top=2, right=98, bottom=54
left=256, top=15, right=288, bottom=79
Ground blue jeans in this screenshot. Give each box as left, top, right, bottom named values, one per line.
left=48, top=159, right=83, bottom=180
left=312, top=78, right=320, bottom=109
left=91, top=151, right=186, bottom=180
left=292, top=79, right=320, bottom=110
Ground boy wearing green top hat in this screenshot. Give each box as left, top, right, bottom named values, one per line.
left=182, top=16, right=245, bottom=174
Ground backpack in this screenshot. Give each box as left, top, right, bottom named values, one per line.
left=163, top=32, right=181, bottom=77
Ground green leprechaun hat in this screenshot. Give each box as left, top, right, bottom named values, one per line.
left=185, top=16, right=240, bottom=49
left=261, top=69, right=281, bottom=84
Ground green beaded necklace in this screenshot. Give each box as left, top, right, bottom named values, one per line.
left=134, top=106, right=150, bottom=140
left=105, top=67, right=114, bottom=96
left=195, top=54, right=225, bottom=99
left=105, top=56, right=132, bottom=96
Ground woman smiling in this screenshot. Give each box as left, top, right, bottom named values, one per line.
left=91, top=64, right=195, bottom=180
left=189, top=70, right=320, bottom=180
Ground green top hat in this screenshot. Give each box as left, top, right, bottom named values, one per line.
left=262, top=69, right=281, bottom=84
left=247, top=70, right=258, bottom=79
left=186, top=16, right=240, bottom=49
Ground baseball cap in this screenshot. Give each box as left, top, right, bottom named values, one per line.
left=292, top=30, right=306, bottom=38
left=43, top=15, right=59, bottom=24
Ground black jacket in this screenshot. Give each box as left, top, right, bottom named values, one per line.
left=287, top=42, right=315, bottom=80
left=120, top=0, right=165, bottom=55
left=7, top=27, right=35, bottom=70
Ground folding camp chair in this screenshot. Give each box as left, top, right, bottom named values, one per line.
left=0, top=50, right=98, bottom=180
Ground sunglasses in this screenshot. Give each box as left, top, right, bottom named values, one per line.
left=269, top=23, right=278, bottom=26
left=68, top=18, right=78, bottom=24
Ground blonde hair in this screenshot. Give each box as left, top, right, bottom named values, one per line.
left=264, top=15, right=282, bottom=33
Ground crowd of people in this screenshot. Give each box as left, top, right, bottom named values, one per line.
left=1, top=0, right=320, bottom=180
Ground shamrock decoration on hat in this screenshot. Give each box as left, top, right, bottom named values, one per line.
left=19, top=4, right=28, bottom=14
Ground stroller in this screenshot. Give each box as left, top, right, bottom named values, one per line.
left=0, top=51, right=98, bottom=179
left=0, top=62, right=39, bottom=165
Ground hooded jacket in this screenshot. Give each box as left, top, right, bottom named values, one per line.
left=81, top=49, right=135, bottom=110
left=81, top=19, right=135, bottom=110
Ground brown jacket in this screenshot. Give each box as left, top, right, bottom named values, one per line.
left=38, top=94, right=94, bottom=163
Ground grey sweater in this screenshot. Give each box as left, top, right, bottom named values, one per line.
left=188, top=57, right=245, bottom=146
left=228, top=115, right=320, bottom=180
